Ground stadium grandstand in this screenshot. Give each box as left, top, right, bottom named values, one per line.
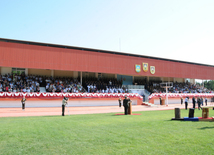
left=0, top=38, right=214, bottom=102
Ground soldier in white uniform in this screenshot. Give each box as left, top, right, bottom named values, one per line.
left=185, top=97, right=189, bottom=110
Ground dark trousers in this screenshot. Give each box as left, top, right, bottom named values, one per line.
left=62, top=105, right=65, bottom=116
left=185, top=102, right=188, bottom=110
left=22, top=103, right=25, bottom=110
left=205, top=101, right=207, bottom=106
left=124, top=106, right=128, bottom=115
left=198, top=103, right=201, bottom=110
left=193, top=103, right=195, bottom=109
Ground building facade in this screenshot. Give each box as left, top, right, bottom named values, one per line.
left=0, top=38, right=214, bottom=85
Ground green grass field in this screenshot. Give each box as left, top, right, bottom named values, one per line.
left=0, top=109, right=214, bottom=155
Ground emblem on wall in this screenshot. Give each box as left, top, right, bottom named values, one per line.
left=150, top=66, right=155, bottom=74
left=143, top=63, right=148, bottom=72
left=135, top=64, right=141, bottom=73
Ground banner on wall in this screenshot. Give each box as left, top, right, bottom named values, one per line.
left=143, top=63, right=148, bottom=72
left=135, top=64, right=141, bottom=73
left=150, top=66, right=155, bottom=74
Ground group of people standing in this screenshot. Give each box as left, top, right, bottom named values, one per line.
left=182, top=96, right=208, bottom=110
left=20, top=96, right=70, bottom=116
left=20, top=96, right=131, bottom=116
left=118, top=96, right=131, bottom=115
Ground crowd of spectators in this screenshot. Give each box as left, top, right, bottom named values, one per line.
left=0, top=74, right=86, bottom=93
left=0, top=74, right=127, bottom=93
left=45, top=77, right=85, bottom=93
left=133, top=79, right=213, bottom=94
left=1, top=73, right=212, bottom=94
left=168, top=82, right=213, bottom=93
left=0, top=73, right=43, bottom=93
left=82, top=77, right=128, bottom=93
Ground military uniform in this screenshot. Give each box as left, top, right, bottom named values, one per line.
left=185, top=97, right=188, bottom=110
left=197, top=98, right=202, bottom=110
left=62, top=97, right=68, bottom=116
left=181, top=98, right=183, bottom=105
left=21, top=98, right=26, bottom=111
left=123, top=97, right=130, bottom=115
left=192, top=97, right=196, bottom=109
left=118, top=98, right=122, bottom=107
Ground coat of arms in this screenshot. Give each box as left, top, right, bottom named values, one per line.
left=150, top=66, right=155, bottom=74
left=143, top=63, right=148, bottom=72
left=135, top=64, right=141, bottom=73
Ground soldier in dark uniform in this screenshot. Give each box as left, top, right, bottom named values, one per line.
left=201, top=97, right=203, bottom=106
left=197, top=97, right=202, bottom=110
left=205, top=98, right=208, bottom=106
left=62, top=97, right=68, bottom=116
left=181, top=97, right=183, bottom=105
left=192, top=97, right=196, bottom=109
left=21, top=96, right=26, bottom=111
left=123, top=96, right=130, bottom=115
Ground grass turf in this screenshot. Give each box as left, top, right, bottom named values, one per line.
left=0, top=109, right=214, bottom=155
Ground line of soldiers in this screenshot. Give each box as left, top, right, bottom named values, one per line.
left=21, top=96, right=130, bottom=116
left=20, top=96, right=70, bottom=116
left=182, top=97, right=208, bottom=110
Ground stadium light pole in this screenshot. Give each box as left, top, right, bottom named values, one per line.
left=166, top=83, right=168, bottom=106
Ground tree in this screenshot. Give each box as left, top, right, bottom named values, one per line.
left=203, top=80, right=214, bottom=91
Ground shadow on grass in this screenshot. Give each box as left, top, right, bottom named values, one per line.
left=42, top=115, right=61, bottom=117
left=198, top=126, right=214, bottom=130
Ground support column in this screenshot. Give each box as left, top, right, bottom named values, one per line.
left=147, top=76, right=150, bottom=82
left=80, top=72, right=82, bottom=85
left=73, top=71, right=78, bottom=78
left=95, top=73, right=98, bottom=78
left=115, top=74, right=117, bottom=78
left=51, top=70, right=54, bottom=77
left=161, top=77, right=163, bottom=82
left=193, top=79, right=196, bottom=85
left=173, top=78, right=175, bottom=83
left=25, top=68, right=28, bottom=76
left=202, top=80, right=204, bottom=88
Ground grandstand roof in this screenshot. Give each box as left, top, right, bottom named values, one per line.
left=0, top=37, right=213, bottom=68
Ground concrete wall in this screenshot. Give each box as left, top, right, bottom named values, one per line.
left=28, top=69, right=51, bottom=76
left=0, top=99, right=138, bottom=108
left=154, top=98, right=212, bottom=105
left=1, top=67, right=12, bottom=75
left=174, top=78, right=184, bottom=83
left=102, top=73, right=115, bottom=78
left=54, top=70, right=73, bottom=77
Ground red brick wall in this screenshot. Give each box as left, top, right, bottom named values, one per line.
left=0, top=41, right=213, bottom=79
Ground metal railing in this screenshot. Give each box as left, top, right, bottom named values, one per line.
left=125, top=85, right=145, bottom=89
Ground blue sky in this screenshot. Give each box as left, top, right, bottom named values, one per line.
left=0, top=0, right=214, bottom=66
